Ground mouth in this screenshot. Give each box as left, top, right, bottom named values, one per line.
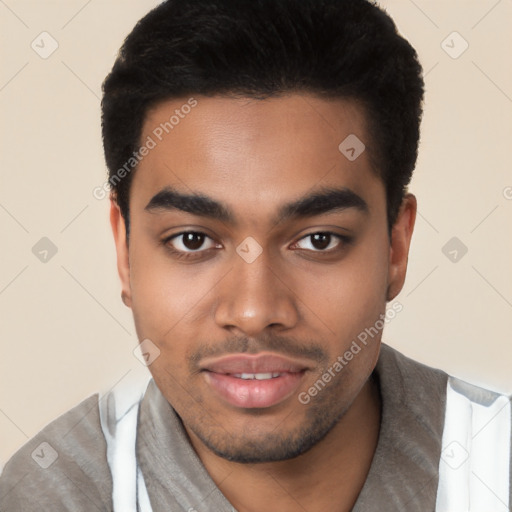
left=230, top=372, right=286, bottom=380
left=200, top=353, right=310, bottom=409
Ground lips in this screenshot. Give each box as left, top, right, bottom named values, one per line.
left=200, top=353, right=309, bottom=409
left=200, top=353, right=310, bottom=374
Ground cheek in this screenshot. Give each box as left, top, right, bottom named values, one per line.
left=302, top=233, right=389, bottom=338
left=128, top=239, right=200, bottom=342
left=127, top=236, right=230, bottom=382
left=296, top=232, right=389, bottom=392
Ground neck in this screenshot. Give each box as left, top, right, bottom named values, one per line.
left=187, top=376, right=381, bottom=512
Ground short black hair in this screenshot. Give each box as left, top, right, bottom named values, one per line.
left=101, top=0, right=424, bottom=234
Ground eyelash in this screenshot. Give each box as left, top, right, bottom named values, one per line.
left=162, top=231, right=352, bottom=260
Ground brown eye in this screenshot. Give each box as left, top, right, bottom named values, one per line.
left=167, top=232, right=217, bottom=253
left=310, top=233, right=331, bottom=250
left=182, top=232, right=205, bottom=250
left=294, top=232, right=342, bottom=252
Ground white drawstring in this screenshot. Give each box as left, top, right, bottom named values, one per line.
left=99, top=373, right=153, bottom=512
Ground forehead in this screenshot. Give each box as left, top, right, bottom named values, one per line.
left=130, top=94, right=383, bottom=218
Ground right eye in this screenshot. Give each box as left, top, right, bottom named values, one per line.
left=165, top=231, right=219, bottom=253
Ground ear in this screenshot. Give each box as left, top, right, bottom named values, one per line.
left=386, top=193, right=417, bottom=301
left=110, top=199, right=132, bottom=308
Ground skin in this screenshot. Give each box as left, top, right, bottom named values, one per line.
left=111, top=93, right=416, bottom=512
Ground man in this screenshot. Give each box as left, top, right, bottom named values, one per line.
left=1, top=0, right=510, bottom=510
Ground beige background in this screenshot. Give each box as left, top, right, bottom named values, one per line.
left=1, top=0, right=511, bottom=468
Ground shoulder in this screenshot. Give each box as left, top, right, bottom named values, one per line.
left=0, top=393, right=112, bottom=511
left=377, top=343, right=449, bottom=406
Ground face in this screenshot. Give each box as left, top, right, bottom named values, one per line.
left=111, top=94, right=415, bottom=463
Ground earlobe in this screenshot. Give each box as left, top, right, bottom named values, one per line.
left=110, top=198, right=132, bottom=308
left=386, top=194, right=417, bottom=301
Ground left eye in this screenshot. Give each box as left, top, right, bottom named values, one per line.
left=293, top=232, right=343, bottom=251
left=168, top=232, right=218, bottom=252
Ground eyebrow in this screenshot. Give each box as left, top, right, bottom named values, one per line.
left=144, top=186, right=369, bottom=225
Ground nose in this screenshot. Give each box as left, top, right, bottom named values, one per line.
left=214, top=248, right=299, bottom=337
